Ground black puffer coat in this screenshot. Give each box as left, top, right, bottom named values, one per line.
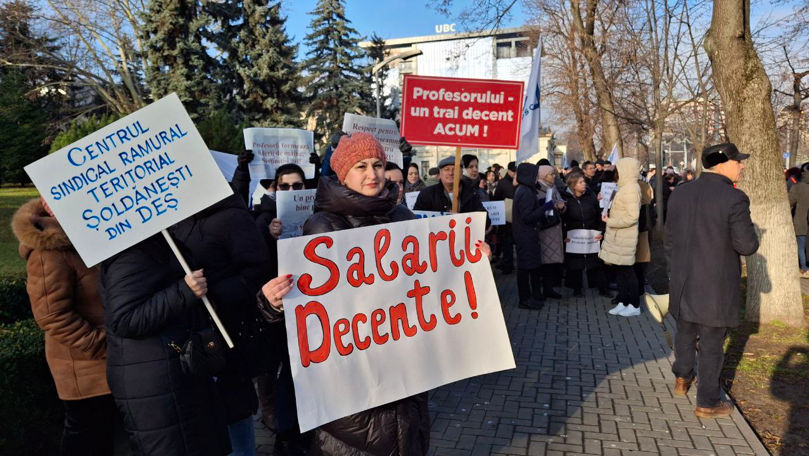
left=412, top=179, right=489, bottom=227
left=302, top=176, right=430, bottom=456
left=100, top=235, right=231, bottom=456
left=170, top=193, right=273, bottom=424
left=561, top=187, right=605, bottom=270
left=512, top=163, right=559, bottom=270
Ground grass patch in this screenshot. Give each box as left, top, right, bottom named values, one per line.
left=0, top=187, right=39, bottom=277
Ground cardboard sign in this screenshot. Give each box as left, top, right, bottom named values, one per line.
left=342, top=113, right=403, bottom=167
left=405, top=191, right=420, bottom=210
left=565, top=229, right=602, bottom=254
left=24, top=93, right=232, bottom=267
left=482, top=201, right=505, bottom=226
left=243, top=128, right=315, bottom=179
left=599, top=182, right=617, bottom=209
left=277, top=213, right=515, bottom=432
left=400, top=75, right=524, bottom=149
left=276, top=189, right=317, bottom=239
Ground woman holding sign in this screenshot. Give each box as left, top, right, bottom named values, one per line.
left=260, top=132, right=493, bottom=455
left=561, top=173, right=608, bottom=298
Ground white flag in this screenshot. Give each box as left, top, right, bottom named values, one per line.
left=607, top=142, right=620, bottom=163
left=517, top=41, right=542, bottom=164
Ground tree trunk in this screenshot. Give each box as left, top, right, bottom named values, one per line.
left=705, top=0, right=804, bottom=327
left=570, top=0, right=623, bottom=157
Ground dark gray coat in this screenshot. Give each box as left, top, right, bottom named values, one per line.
left=512, top=163, right=559, bottom=270
left=664, top=172, right=759, bottom=327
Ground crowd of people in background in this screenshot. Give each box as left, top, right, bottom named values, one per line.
left=15, top=126, right=784, bottom=455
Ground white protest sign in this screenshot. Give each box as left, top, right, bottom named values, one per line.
left=405, top=191, right=420, bottom=210
left=412, top=210, right=449, bottom=219
left=482, top=201, right=505, bottom=226
left=210, top=150, right=237, bottom=181
left=565, top=229, right=602, bottom=254
left=25, top=93, right=233, bottom=267
left=244, top=128, right=315, bottom=179
left=599, top=182, right=617, bottom=209
left=277, top=212, right=515, bottom=432
left=342, top=113, right=403, bottom=167
left=276, top=189, right=317, bottom=239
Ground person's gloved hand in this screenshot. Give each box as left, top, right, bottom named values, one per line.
left=237, top=149, right=254, bottom=170
left=542, top=200, right=555, bottom=211
left=399, top=137, right=413, bottom=156
left=309, top=151, right=322, bottom=167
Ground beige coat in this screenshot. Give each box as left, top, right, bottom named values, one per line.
left=599, top=158, right=641, bottom=266
left=12, top=199, right=109, bottom=400
left=635, top=179, right=653, bottom=263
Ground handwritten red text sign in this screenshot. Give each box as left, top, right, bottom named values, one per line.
left=277, top=213, right=515, bottom=432
left=401, top=75, right=524, bottom=149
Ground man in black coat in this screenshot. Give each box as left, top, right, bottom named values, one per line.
left=664, top=143, right=759, bottom=418
left=413, top=155, right=489, bottom=227
left=492, top=161, right=516, bottom=273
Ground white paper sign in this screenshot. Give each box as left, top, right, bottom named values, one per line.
left=599, top=182, right=617, bottom=209
left=24, top=93, right=232, bottom=267
left=210, top=150, right=237, bottom=181
left=277, top=213, right=515, bottom=432
left=276, top=189, right=317, bottom=239
left=342, top=113, right=403, bottom=167
left=405, top=191, right=420, bottom=210
left=482, top=201, right=505, bottom=226
left=565, top=229, right=602, bottom=254
left=412, top=210, right=449, bottom=219
left=243, top=128, right=315, bottom=179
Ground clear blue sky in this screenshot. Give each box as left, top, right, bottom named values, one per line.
left=281, top=0, right=529, bottom=55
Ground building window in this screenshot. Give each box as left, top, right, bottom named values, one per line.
left=496, top=37, right=531, bottom=59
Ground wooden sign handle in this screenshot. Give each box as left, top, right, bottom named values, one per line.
left=451, top=146, right=462, bottom=213
left=161, top=230, right=235, bottom=348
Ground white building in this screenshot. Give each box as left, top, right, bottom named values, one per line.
left=361, top=26, right=560, bottom=175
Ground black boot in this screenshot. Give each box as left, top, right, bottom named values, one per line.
left=544, top=289, right=562, bottom=299
left=518, top=298, right=543, bottom=310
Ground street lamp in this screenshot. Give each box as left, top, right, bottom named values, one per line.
left=373, top=49, right=423, bottom=118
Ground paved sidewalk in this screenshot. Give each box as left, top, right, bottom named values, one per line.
left=256, top=270, right=769, bottom=455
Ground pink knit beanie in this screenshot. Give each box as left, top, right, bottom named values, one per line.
left=330, top=132, right=387, bottom=183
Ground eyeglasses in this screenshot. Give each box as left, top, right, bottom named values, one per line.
left=278, top=182, right=304, bottom=190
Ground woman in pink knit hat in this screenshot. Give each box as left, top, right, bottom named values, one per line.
left=259, top=132, right=495, bottom=455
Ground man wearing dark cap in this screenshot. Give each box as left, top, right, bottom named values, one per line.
left=414, top=156, right=489, bottom=224
left=665, top=142, right=759, bottom=418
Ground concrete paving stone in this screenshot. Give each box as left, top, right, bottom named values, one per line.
left=676, top=449, right=721, bottom=456
left=526, top=441, right=547, bottom=455
left=712, top=444, right=735, bottom=456
left=689, top=434, right=714, bottom=451
left=707, top=437, right=756, bottom=446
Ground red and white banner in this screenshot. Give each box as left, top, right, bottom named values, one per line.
left=277, top=213, right=515, bottom=431
left=400, top=75, right=524, bottom=149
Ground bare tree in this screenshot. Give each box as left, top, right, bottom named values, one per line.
left=569, top=0, right=624, bottom=157
left=1, top=0, right=147, bottom=115
left=705, top=0, right=804, bottom=327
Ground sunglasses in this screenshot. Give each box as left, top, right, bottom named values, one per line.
left=278, top=182, right=304, bottom=190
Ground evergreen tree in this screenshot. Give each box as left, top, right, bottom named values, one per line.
left=49, top=113, right=121, bottom=152
left=140, top=0, right=220, bottom=118
left=366, top=33, right=397, bottom=120
left=0, top=70, right=47, bottom=184
left=301, top=0, right=373, bottom=140
left=236, top=1, right=302, bottom=127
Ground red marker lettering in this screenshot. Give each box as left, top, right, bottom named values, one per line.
left=298, top=236, right=339, bottom=296
left=295, top=301, right=331, bottom=368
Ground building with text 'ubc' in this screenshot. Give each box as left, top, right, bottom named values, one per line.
left=361, top=26, right=560, bottom=177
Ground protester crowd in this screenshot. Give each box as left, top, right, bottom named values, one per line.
left=12, top=129, right=772, bottom=454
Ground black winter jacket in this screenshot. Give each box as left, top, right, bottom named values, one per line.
left=301, top=176, right=430, bottom=456
left=561, top=188, right=605, bottom=270
left=512, top=163, right=559, bottom=270
left=100, top=235, right=231, bottom=456
left=412, top=179, right=490, bottom=227
left=170, top=193, right=273, bottom=423
left=665, top=172, right=759, bottom=327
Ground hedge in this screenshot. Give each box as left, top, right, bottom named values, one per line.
left=0, top=276, right=31, bottom=325
left=0, top=319, right=61, bottom=455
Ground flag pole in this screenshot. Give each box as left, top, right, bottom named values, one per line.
left=452, top=146, right=462, bottom=213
